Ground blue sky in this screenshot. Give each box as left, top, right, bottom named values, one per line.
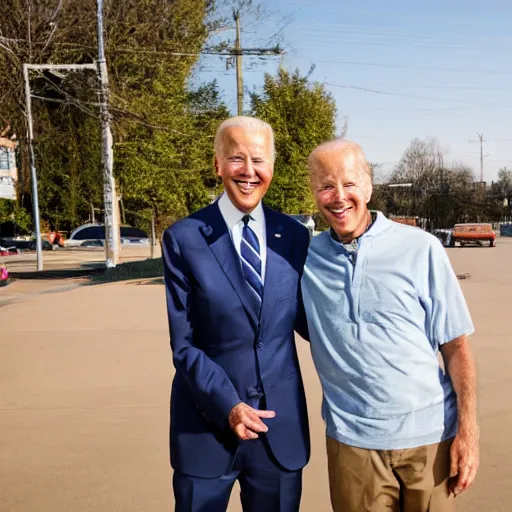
left=196, top=0, right=512, bottom=182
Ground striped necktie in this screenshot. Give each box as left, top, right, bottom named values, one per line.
left=240, top=214, right=263, bottom=303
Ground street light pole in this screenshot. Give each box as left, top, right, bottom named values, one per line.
left=96, top=0, right=120, bottom=267
left=23, top=64, right=43, bottom=271
left=23, top=63, right=98, bottom=272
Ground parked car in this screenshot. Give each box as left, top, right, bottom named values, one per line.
left=64, top=223, right=150, bottom=248
left=432, top=228, right=453, bottom=247
left=450, top=223, right=496, bottom=247
left=288, top=214, right=315, bottom=239
left=0, top=238, right=54, bottom=252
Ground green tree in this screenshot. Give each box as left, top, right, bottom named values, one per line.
left=115, top=81, right=229, bottom=235
left=250, top=68, right=337, bottom=213
left=0, top=0, right=286, bottom=233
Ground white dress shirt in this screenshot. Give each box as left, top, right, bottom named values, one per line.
left=218, top=192, right=267, bottom=280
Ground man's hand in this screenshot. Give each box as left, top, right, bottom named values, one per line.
left=228, top=402, right=276, bottom=440
left=449, top=425, right=480, bottom=497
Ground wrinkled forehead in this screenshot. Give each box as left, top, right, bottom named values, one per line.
left=221, top=126, right=272, bottom=155
left=310, top=149, right=368, bottom=184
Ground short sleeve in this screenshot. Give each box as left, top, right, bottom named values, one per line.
left=425, top=239, right=475, bottom=346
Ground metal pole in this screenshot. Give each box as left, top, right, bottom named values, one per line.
left=151, top=211, right=156, bottom=260
left=119, top=196, right=126, bottom=224
left=234, top=11, right=243, bottom=116
left=96, top=0, right=119, bottom=267
left=23, top=64, right=43, bottom=271
left=478, top=133, right=484, bottom=183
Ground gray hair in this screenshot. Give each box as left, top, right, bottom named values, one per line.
left=214, top=116, right=275, bottom=162
left=308, top=138, right=372, bottom=181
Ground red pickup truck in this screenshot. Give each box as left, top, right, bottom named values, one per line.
left=450, top=223, right=496, bottom=247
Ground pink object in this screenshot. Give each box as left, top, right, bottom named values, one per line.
left=0, top=266, right=8, bottom=281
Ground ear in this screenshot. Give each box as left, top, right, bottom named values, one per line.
left=214, top=156, right=221, bottom=176
left=364, top=182, right=373, bottom=204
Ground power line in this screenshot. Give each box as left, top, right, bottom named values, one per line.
left=296, top=25, right=512, bottom=51
left=294, top=21, right=512, bottom=46
left=323, top=82, right=511, bottom=107
left=294, top=56, right=512, bottom=75
left=344, top=84, right=512, bottom=92
left=298, top=35, right=512, bottom=53
left=37, top=41, right=284, bottom=59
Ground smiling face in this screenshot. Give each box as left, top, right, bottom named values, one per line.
left=309, top=142, right=373, bottom=242
left=215, top=125, right=274, bottom=213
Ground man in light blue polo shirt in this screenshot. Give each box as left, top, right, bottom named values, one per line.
left=302, top=139, right=479, bottom=512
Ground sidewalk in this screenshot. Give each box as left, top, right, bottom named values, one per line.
left=1, top=241, right=512, bottom=510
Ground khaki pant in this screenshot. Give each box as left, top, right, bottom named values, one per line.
left=326, top=436, right=455, bottom=512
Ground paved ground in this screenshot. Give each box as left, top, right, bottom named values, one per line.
left=1, top=238, right=511, bottom=511
left=0, top=245, right=160, bottom=273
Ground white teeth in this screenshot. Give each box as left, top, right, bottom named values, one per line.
left=235, top=180, right=259, bottom=195
left=329, top=208, right=348, bottom=214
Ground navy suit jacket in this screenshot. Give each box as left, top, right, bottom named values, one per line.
left=162, top=202, right=310, bottom=478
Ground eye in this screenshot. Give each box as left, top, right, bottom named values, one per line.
left=321, top=184, right=334, bottom=191
left=252, top=158, right=263, bottom=164
left=344, top=183, right=355, bottom=188
left=228, top=156, right=243, bottom=162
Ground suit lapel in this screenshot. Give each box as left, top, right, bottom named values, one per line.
left=199, top=203, right=260, bottom=331
left=260, top=207, right=290, bottom=324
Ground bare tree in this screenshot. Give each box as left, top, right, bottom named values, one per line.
left=390, top=137, right=444, bottom=190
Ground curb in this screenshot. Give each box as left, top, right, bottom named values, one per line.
left=9, top=267, right=105, bottom=280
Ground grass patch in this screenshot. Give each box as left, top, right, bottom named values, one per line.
left=91, top=257, right=163, bottom=283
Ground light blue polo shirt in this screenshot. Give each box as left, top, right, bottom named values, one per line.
left=301, top=212, right=474, bottom=450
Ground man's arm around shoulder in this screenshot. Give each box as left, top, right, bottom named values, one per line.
left=294, top=223, right=311, bottom=341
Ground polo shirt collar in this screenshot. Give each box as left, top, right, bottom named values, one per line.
left=328, top=210, right=392, bottom=249
left=363, top=211, right=393, bottom=238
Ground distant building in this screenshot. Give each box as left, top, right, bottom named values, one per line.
left=0, top=137, right=17, bottom=201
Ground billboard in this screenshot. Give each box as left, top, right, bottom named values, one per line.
left=0, top=139, right=17, bottom=200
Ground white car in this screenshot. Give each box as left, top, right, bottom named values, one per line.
left=64, top=223, right=150, bottom=248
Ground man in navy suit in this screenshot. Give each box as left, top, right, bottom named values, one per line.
left=162, top=116, right=311, bottom=511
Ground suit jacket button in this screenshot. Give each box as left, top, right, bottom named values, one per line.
left=256, top=339, right=263, bottom=348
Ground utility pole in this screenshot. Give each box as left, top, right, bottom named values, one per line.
left=438, top=151, right=446, bottom=194
left=228, top=11, right=283, bottom=115
left=22, top=1, right=118, bottom=271
left=96, top=0, right=120, bottom=267
left=234, top=11, right=243, bottom=116
left=469, top=133, right=485, bottom=182
left=478, top=133, right=484, bottom=183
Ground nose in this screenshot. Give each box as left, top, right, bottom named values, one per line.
left=241, top=158, right=256, bottom=177
left=332, top=184, right=346, bottom=202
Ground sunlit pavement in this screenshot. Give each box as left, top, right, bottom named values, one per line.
left=1, top=238, right=511, bottom=511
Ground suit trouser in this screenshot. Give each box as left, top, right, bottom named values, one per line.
left=326, top=436, right=455, bottom=512
left=173, top=435, right=302, bottom=512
